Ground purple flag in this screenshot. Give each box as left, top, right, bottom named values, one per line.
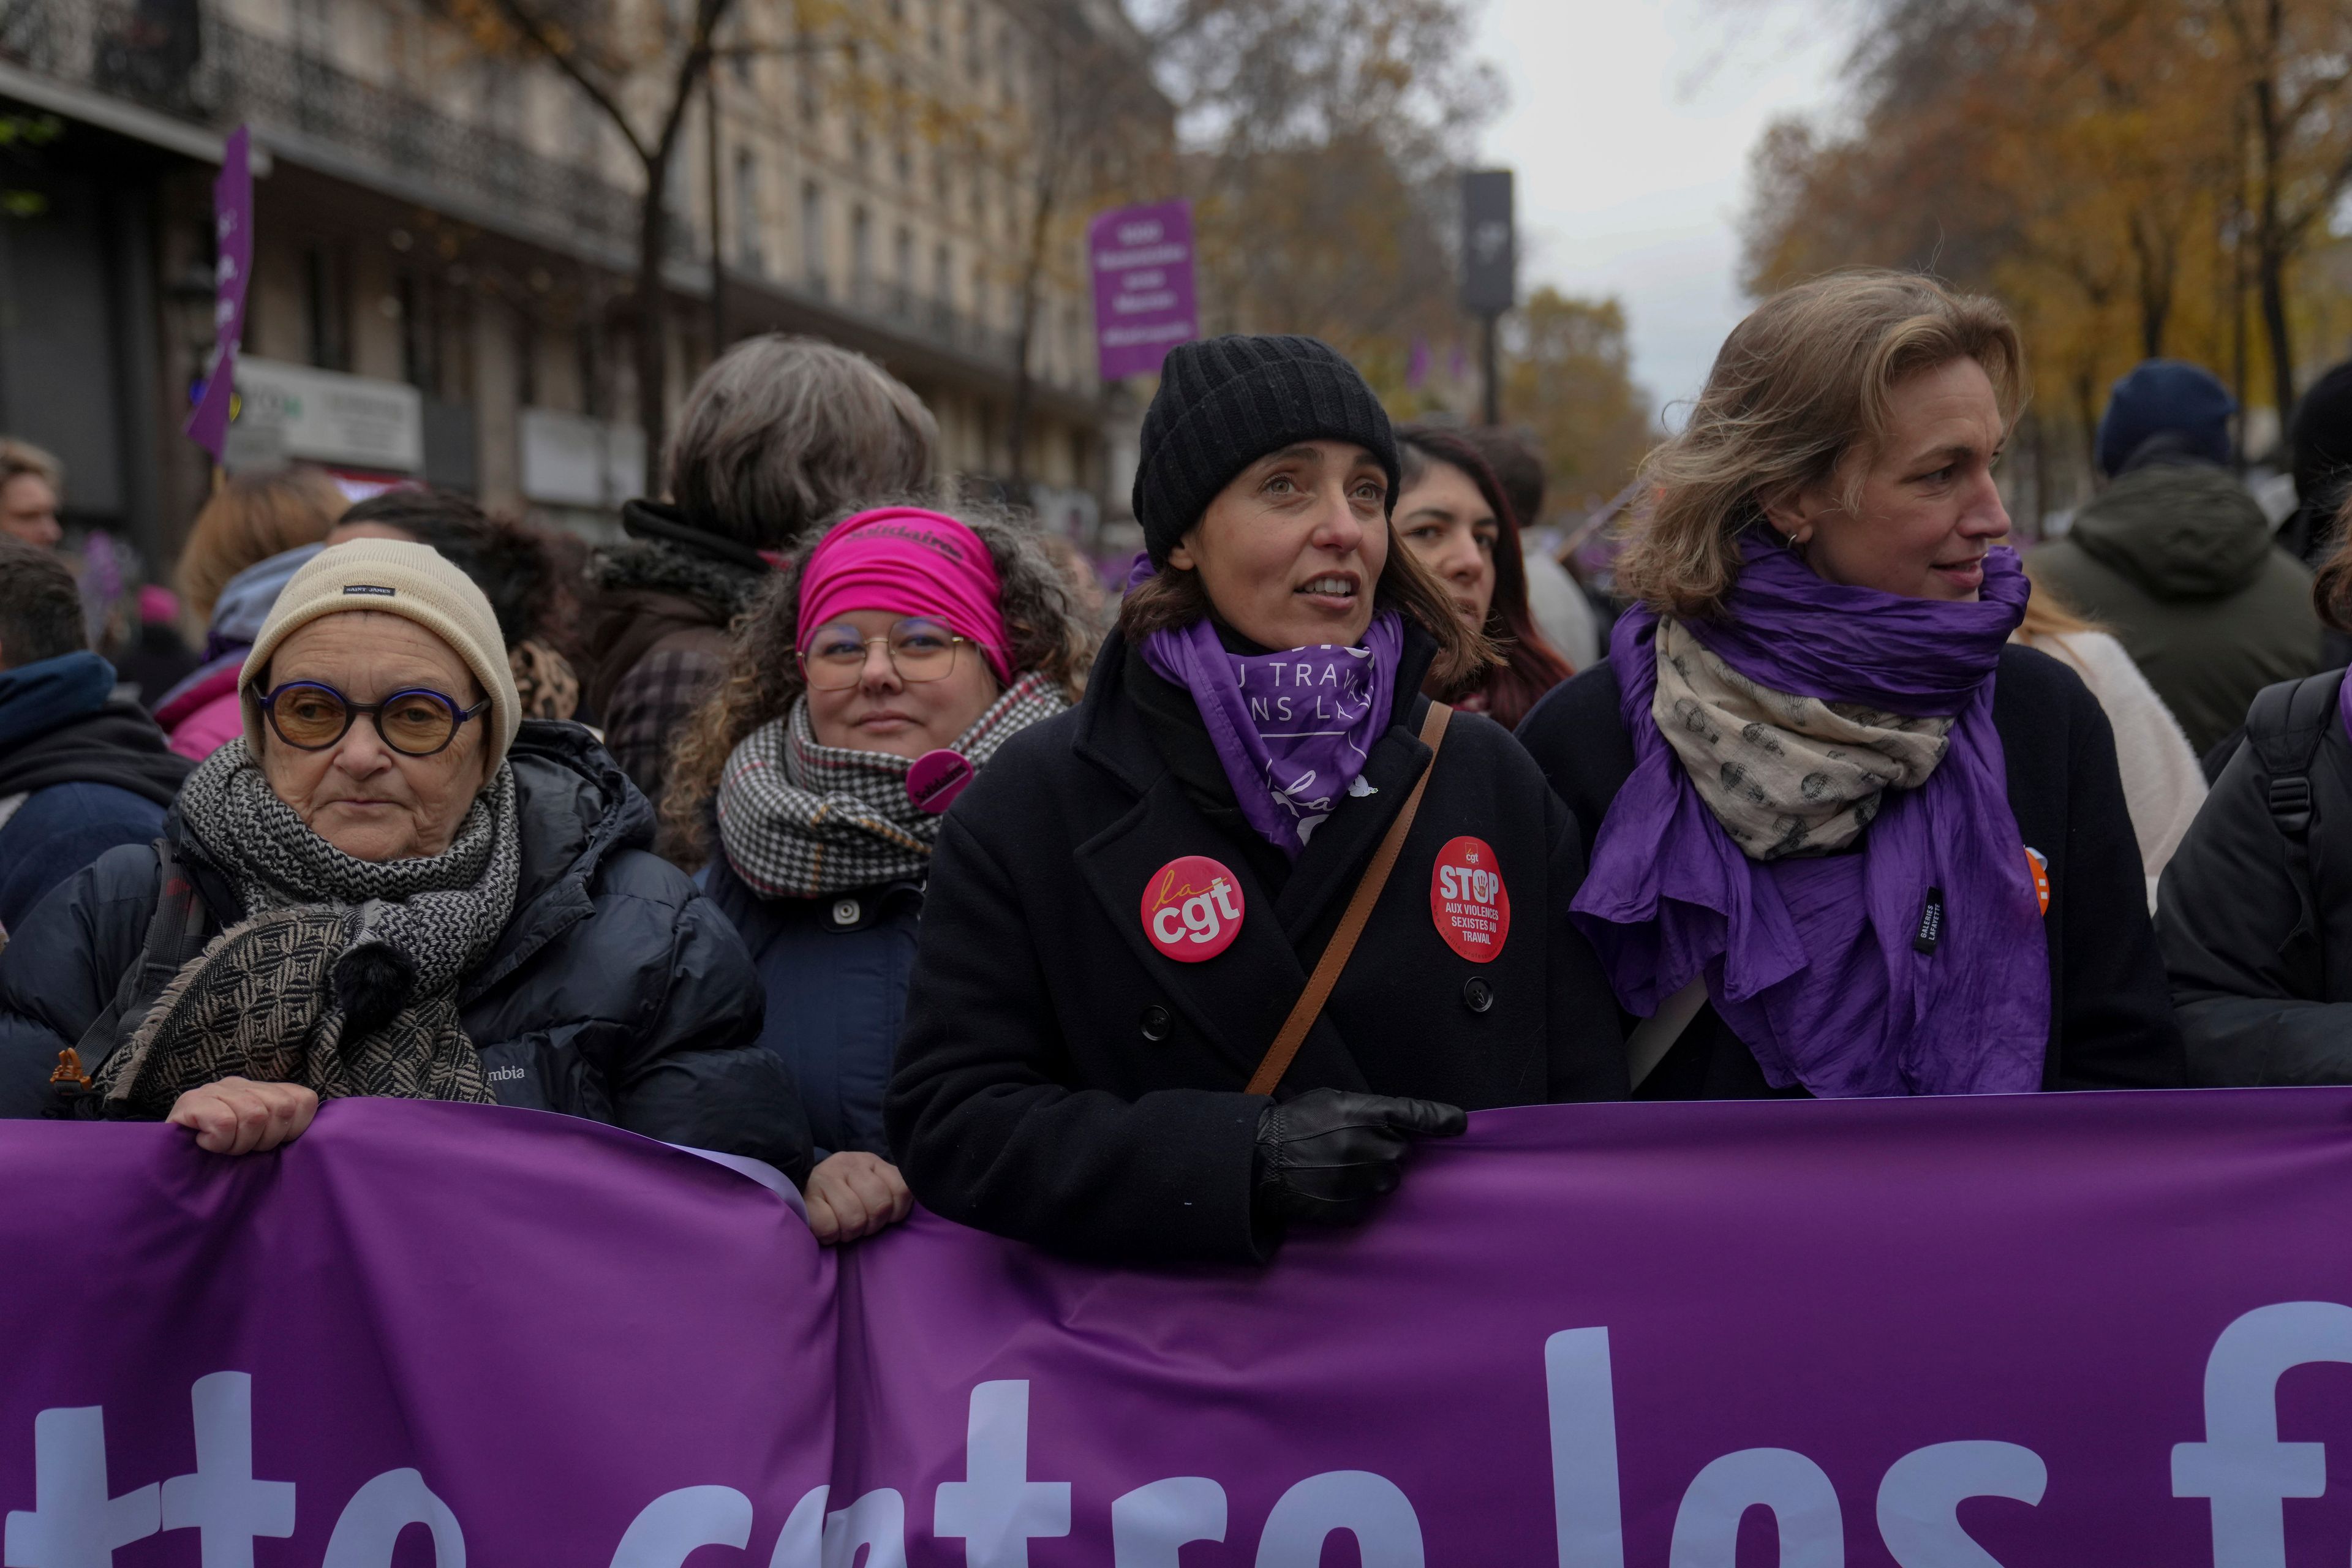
left=1088, top=200, right=1198, bottom=381
left=11, top=1092, right=2352, bottom=1562
left=1406, top=336, right=1431, bottom=390
left=185, top=126, right=252, bottom=462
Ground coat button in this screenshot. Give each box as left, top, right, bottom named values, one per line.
left=1139, top=1004, right=1172, bottom=1042
left=831, top=898, right=861, bottom=927
left=1461, top=976, right=1494, bottom=1014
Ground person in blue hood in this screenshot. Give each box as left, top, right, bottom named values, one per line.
left=0, top=540, right=193, bottom=933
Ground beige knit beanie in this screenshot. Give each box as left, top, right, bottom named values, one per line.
left=240, top=539, right=522, bottom=773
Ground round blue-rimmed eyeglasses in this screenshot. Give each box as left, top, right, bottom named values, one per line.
left=254, top=680, right=489, bottom=757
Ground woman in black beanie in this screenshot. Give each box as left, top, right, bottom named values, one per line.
left=885, top=334, right=1627, bottom=1264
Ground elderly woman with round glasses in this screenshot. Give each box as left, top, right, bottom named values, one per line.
left=0, top=540, right=812, bottom=1177
left=665, top=504, right=1090, bottom=1243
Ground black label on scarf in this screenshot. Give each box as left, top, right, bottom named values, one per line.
left=1913, top=887, right=1945, bottom=955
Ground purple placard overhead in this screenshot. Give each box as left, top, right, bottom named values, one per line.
left=185, top=125, right=253, bottom=462
left=1088, top=199, right=1198, bottom=381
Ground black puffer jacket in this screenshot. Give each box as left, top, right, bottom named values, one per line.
left=0, top=722, right=812, bottom=1178
left=2160, top=669, right=2352, bottom=1083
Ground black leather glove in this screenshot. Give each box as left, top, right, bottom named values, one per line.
left=1253, top=1088, right=1469, bottom=1231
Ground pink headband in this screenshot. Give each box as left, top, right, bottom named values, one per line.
left=798, top=507, right=1013, bottom=684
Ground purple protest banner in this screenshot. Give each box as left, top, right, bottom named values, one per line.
left=185, top=126, right=253, bottom=462
left=10, top=1091, right=2352, bottom=1563
left=1089, top=200, right=1197, bottom=381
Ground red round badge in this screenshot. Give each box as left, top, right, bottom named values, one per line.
left=1430, top=835, right=1510, bottom=962
left=1141, top=856, right=1245, bottom=962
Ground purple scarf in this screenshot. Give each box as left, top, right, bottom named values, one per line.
left=1139, top=611, right=1402, bottom=858
left=1572, top=532, right=2050, bottom=1096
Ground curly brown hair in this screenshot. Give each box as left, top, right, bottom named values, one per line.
left=2313, top=488, right=2352, bottom=634
left=659, top=501, right=1098, bottom=867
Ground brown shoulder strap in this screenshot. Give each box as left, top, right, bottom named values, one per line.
left=1245, top=701, right=1453, bottom=1096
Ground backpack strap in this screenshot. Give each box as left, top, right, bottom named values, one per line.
left=50, top=839, right=213, bottom=1108
left=2241, top=671, right=2346, bottom=949
left=2245, top=672, right=2344, bottom=836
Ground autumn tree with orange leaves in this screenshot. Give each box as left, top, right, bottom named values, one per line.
left=1746, top=0, right=2352, bottom=501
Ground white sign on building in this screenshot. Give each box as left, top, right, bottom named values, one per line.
left=519, top=407, right=646, bottom=508
left=232, top=358, right=424, bottom=475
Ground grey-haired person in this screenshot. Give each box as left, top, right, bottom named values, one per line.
left=587, top=335, right=940, bottom=813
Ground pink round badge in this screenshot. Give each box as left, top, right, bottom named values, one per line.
left=1430, top=835, right=1510, bottom=962
left=906, top=749, right=976, bottom=815
left=1141, top=856, right=1245, bottom=962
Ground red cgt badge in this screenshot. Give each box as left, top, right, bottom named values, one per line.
left=1142, top=856, right=1244, bottom=962
left=1430, top=835, right=1510, bottom=962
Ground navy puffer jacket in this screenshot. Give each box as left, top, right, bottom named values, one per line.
left=699, top=856, right=919, bottom=1161
left=0, top=721, right=812, bottom=1180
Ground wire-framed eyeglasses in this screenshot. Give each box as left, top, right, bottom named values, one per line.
left=796, top=617, right=971, bottom=690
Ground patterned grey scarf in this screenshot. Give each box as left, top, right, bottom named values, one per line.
left=717, top=671, right=1065, bottom=898
left=94, top=742, right=522, bottom=1116
left=1652, top=616, right=1953, bottom=861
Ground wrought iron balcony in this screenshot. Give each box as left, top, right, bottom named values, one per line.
left=1, top=0, right=641, bottom=258
left=0, top=0, right=1093, bottom=393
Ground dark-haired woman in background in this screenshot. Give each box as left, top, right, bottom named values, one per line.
left=1393, top=424, right=1574, bottom=728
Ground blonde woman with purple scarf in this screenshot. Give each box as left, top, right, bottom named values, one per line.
left=1518, top=271, right=2184, bottom=1099
left=886, top=335, right=1629, bottom=1265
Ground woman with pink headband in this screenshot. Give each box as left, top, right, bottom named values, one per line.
left=664, top=503, right=1093, bottom=1243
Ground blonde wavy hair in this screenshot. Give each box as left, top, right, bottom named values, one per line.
left=1617, top=270, right=2026, bottom=619
left=659, top=501, right=1098, bottom=868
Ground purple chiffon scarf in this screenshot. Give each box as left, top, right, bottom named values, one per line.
left=1138, top=605, right=1401, bottom=859
left=1571, top=531, right=2051, bottom=1096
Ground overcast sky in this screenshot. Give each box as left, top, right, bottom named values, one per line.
left=1473, top=0, right=1853, bottom=424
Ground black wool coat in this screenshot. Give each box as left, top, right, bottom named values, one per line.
left=0, top=722, right=814, bottom=1179
left=2161, top=669, right=2352, bottom=1082
left=884, top=625, right=1629, bottom=1265
left=1515, top=645, right=2184, bottom=1097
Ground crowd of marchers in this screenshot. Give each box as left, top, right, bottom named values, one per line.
left=4, top=268, right=2352, bottom=1264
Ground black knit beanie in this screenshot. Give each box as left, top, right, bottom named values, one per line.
left=1132, top=334, right=1400, bottom=567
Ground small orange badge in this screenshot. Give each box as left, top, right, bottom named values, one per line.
left=2025, top=846, right=2050, bottom=917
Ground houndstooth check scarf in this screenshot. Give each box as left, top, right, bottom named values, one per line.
left=717, top=671, right=1065, bottom=899
left=1652, top=616, right=1953, bottom=861
left=93, top=742, right=521, bottom=1116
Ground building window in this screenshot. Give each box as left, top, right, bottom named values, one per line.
left=734, top=148, right=763, bottom=274
left=971, top=264, right=989, bottom=331
left=801, top=179, right=826, bottom=293
left=576, top=323, right=601, bottom=417
left=514, top=314, right=537, bottom=409
left=933, top=242, right=952, bottom=313
left=893, top=225, right=913, bottom=314
left=892, top=73, right=911, bottom=184
left=965, top=0, right=982, bottom=81
left=928, top=0, right=944, bottom=55
left=852, top=204, right=873, bottom=295
left=302, top=243, right=349, bottom=372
